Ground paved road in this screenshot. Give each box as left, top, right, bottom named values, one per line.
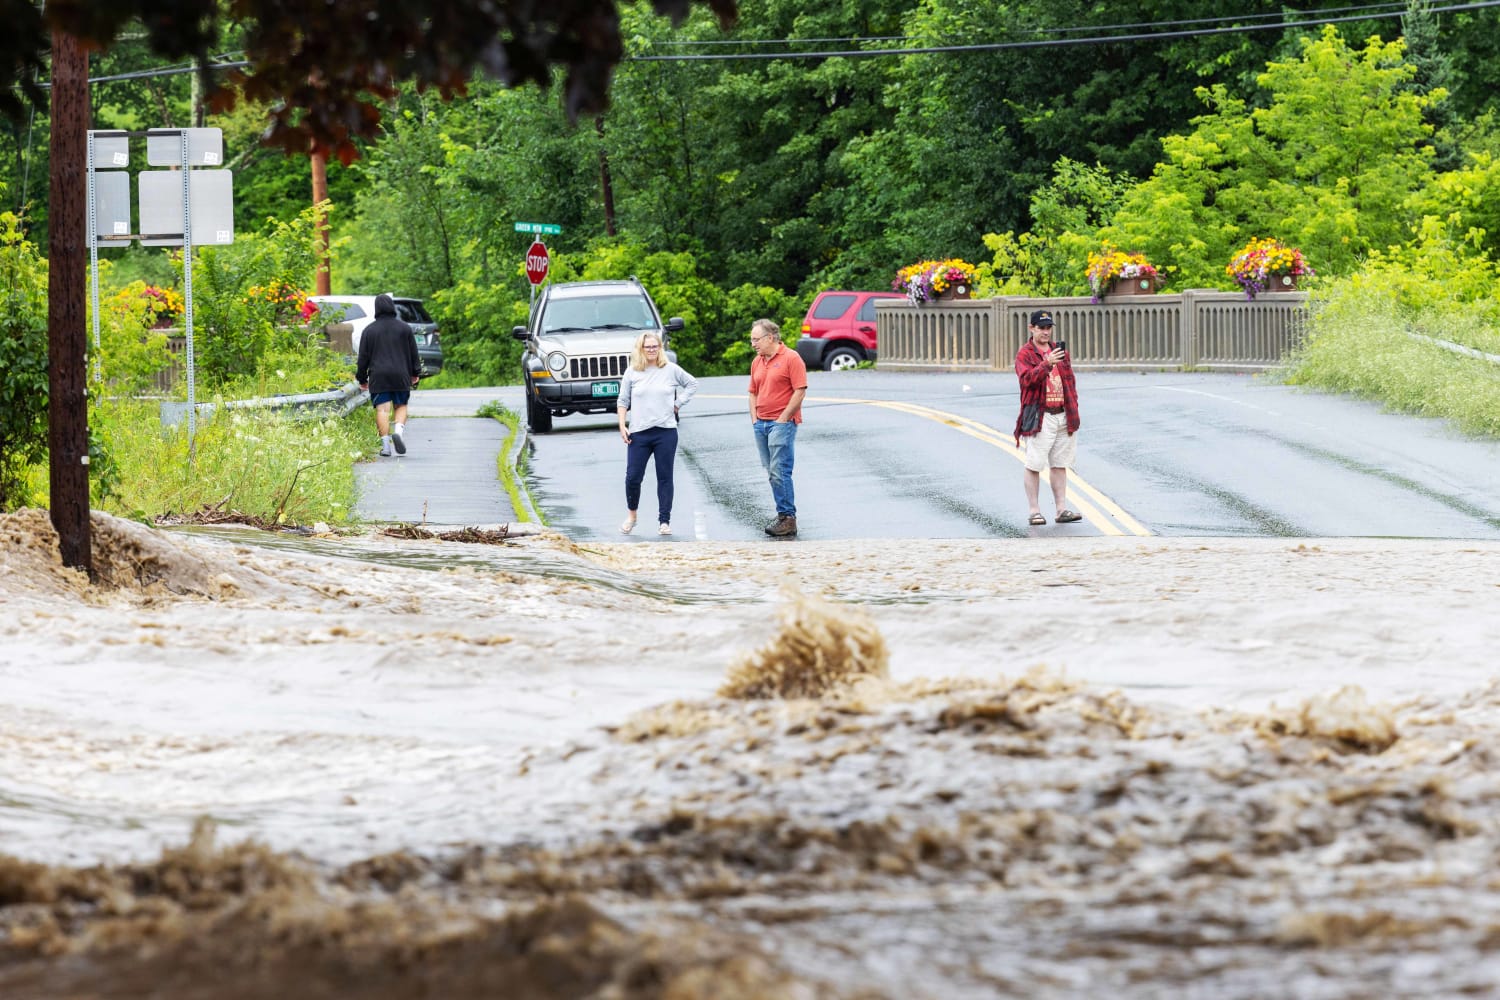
left=351, top=386, right=526, bottom=527
left=521, top=370, right=1500, bottom=542
left=350, top=373, right=1500, bottom=541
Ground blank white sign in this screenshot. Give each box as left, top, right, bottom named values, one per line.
left=138, top=170, right=236, bottom=247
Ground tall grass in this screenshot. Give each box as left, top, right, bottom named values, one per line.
left=1283, top=282, right=1500, bottom=438
left=93, top=398, right=369, bottom=524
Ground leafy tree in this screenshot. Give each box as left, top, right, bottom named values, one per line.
left=1400, top=0, right=1461, bottom=171
left=1098, top=27, right=1438, bottom=290
left=839, top=0, right=1369, bottom=286
left=605, top=0, right=909, bottom=294
left=977, top=159, right=1132, bottom=296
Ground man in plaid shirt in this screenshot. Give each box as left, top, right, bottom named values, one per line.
left=1013, top=310, right=1082, bottom=526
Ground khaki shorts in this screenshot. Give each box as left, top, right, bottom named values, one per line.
left=1023, top=411, right=1077, bottom=472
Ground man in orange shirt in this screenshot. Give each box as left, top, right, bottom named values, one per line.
left=747, top=318, right=807, bottom=538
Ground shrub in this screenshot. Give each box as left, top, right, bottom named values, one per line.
left=0, top=212, right=49, bottom=510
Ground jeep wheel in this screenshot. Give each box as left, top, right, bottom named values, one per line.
left=526, top=391, right=553, bottom=433
left=825, top=346, right=863, bottom=372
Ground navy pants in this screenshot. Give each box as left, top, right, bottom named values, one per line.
left=624, top=426, right=679, bottom=523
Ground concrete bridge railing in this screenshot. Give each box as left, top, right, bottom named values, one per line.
left=875, top=290, right=1310, bottom=372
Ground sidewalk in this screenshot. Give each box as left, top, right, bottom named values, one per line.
left=350, top=386, right=530, bottom=527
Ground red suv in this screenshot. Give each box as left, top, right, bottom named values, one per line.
left=794, top=290, right=902, bottom=371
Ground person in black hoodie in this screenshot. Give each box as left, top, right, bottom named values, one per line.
left=355, top=294, right=422, bottom=456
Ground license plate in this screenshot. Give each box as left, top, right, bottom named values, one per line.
left=592, top=381, right=620, bottom=397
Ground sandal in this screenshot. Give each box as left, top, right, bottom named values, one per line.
left=1027, top=512, right=1047, bottom=526
left=620, top=516, right=637, bottom=534
left=1055, top=510, right=1083, bottom=523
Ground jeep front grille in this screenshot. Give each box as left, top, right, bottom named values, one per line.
left=568, top=354, right=630, bottom=379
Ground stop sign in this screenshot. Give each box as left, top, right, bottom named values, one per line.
left=524, top=241, right=550, bottom=285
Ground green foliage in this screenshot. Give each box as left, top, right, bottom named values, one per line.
left=92, top=273, right=176, bottom=396
left=1283, top=241, right=1500, bottom=436
left=977, top=160, right=1133, bottom=296
left=570, top=240, right=798, bottom=374
left=1102, top=28, right=1439, bottom=289
left=100, top=246, right=180, bottom=290
left=430, top=277, right=531, bottom=386
left=1349, top=217, right=1500, bottom=328
left=215, top=345, right=356, bottom=400
left=0, top=211, right=48, bottom=509
left=93, top=398, right=367, bottom=524
left=188, top=205, right=327, bottom=389
left=1284, top=286, right=1500, bottom=438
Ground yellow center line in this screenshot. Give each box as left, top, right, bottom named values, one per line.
left=697, top=393, right=1152, bottom=536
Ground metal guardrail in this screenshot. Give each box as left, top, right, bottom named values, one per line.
left=159, top=381, right=366, bottom=429
left=876, top=290, right=1310, bottom=371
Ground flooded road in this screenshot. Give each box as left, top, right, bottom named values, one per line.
left=3, top=508, right=1500, bottom=997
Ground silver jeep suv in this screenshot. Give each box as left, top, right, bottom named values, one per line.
left=511, top=277, right=684, bottom=433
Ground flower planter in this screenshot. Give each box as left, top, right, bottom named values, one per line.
left=895, top=259, right=979, bottom=305
left=1104, top=277, right=1159, bottom=299
left=1262, top=273, right=1299, bottom=292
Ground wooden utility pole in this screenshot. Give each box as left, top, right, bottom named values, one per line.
left=47, top=29, right=92, bottom=576
left=311, top=149, right=331, bottom=294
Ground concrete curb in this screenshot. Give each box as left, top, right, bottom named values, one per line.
left=503, top=415, right=542, bottom=525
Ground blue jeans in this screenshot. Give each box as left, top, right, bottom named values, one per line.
left=624, top=426, right=678, bottom=523
left=753, top=419, right=797, bottom=517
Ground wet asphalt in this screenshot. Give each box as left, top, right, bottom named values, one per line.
left=350, top=386, right=530, bottom=528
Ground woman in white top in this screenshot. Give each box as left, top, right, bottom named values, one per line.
left=616, top=331, right=698, bottom=536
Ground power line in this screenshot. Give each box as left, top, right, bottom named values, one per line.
left=85, top=59, right=248, bottom=86
left=633, top=0, right=1500, bottom=62
left=33, top=53, right=249, bottom=90
left=647, top=1, right=1411, bottom=48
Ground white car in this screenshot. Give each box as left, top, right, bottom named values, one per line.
left=307, top=294, right=443, bottom=374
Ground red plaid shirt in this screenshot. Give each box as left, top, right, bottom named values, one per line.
left=1013, top=340, right=1080, bottom=445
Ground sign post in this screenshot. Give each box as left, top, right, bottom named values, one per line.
left=514, top=223, right=560, bottom=306
left=87, top=126, right=235, bottom=458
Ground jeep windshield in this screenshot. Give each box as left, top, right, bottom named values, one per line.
left=542, top=295, right=656, bottom=334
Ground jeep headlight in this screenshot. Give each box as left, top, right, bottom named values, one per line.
left=546, top=351, right=568, bottom=374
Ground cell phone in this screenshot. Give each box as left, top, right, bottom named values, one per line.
left=1054, top=341, right=1067, bottom=353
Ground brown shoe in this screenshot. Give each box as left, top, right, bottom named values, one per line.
left=764, top=516, right=784, bottom=535
left=767, top=515, right=798, bottom=537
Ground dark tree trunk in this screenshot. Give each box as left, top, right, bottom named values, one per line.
left=47, top=30, right=91, bottom=577
left=596, top=116, right=616, bottom=237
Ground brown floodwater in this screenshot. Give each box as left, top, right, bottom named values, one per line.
left=3, top=509, right=1500, bottom=997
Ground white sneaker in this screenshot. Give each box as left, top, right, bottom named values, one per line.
left=658, top=522, right=672, bottom=536
left=620, top=517, right=637, bottom=534
left=391, top=428, right=406, bottom=454
left=379, top=442, right=394, bottom=457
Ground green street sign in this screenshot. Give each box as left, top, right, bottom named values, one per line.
left=513, top=222, right=562, bottom=235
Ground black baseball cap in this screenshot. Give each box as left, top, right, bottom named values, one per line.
left=1030, top=310, right=1055, bottom=327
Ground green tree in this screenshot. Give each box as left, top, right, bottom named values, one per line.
left=1099, top=27, right=1439, bottom=290
left=188, top=205, right=327, bottom=389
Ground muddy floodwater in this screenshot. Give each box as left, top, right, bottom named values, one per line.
left=3, top=508, right=1500, bottom=998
